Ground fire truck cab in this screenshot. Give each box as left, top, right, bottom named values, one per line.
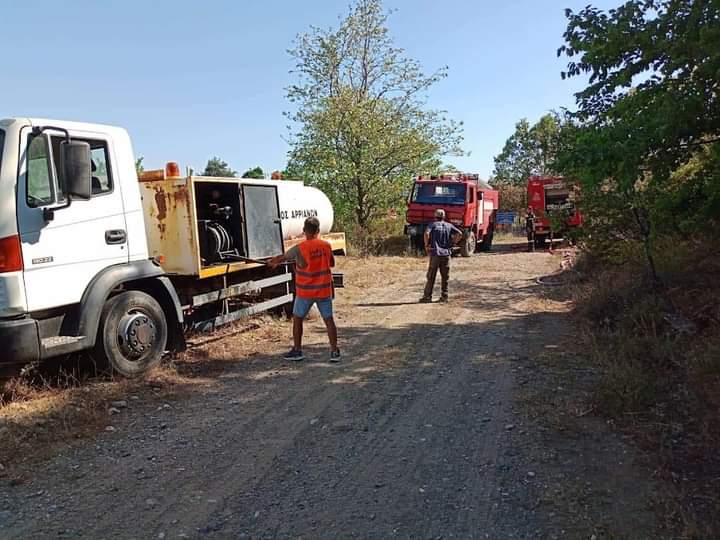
left=405, top=173, right=498, bottom=256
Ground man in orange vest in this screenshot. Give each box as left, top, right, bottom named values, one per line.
left=269, top=217, right=340, bottom=362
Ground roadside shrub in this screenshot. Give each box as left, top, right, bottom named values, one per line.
left=348, top=233, right=410, bottom=256
left=574, top=265, right=642, bottom=326
left=595, top=348, right=671, bottom=416
left=575, top=236, right=720, bottom=482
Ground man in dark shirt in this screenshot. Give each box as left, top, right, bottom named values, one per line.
left=420, top=209, right=462, bottom=303
left=525, top=207, right=536, bottom=252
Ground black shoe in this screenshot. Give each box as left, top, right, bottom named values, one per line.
left=329, top=349, right=341, bottom=363
left=419, top=297, right=432, bottom=304
left=283, top=348, right=305, bottom=361
left=439, top=296, right=449, bottom=303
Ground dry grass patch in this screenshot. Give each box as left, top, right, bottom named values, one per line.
left=0, top=314, right=294, bottom=473
left=0, top=365, right=193, bottom=472
left=569, top=243, right=720, bottom=536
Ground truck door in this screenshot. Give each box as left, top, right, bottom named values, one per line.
left=240, top=184, right=284, bottom=259
left=17, top=128, right=129, bottom=312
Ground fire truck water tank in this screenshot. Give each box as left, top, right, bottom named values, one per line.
left=270, top=181, right=335, bottom=240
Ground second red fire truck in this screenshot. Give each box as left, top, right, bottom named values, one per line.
left=527, top=176, right=583, bottom=247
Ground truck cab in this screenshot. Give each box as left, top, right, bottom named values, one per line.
left=0, top=118, right=294, bottom=377
left=405, top=173, right=498, bottom=256
left=0, top=119, right=156, bottom=371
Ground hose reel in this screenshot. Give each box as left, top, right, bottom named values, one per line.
left=199, top=205, right=243, bottom=264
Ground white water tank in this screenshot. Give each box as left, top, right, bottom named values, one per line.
left=239, top=180, right=334, bottom=240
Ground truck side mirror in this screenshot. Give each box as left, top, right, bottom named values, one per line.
left=62, top=140, right=92, bottom=200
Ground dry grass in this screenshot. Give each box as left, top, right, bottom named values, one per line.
left=334, top=255, right=420, bottom=303
left=0, top=314, right=294, bottom=473
left=570, top=242, right=720, bottom=536
left=346, top=231, right=409, bottom=256
left=0, top=253, right=413, bottom=473
left=0, top=364, right=197, bottom=472
left=0, top=255, right=428, bottom=473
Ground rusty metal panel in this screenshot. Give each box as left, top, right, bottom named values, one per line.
left=140, top=175, right=340, bottom=277
left=139, top=177, right=201, bottom=275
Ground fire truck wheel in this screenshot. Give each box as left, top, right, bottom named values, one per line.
left=92, top=291, right=168, bottom=378
left=479, top=226, right=495, bottom=252
left=406, top=235, right=417, bottom=254
left=460, top=232, right=475, bottom=257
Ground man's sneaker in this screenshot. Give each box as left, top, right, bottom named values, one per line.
left=283, top=348, right=305, bottom=361
left=330, top=349, right=342, bottom=363
left=419, top=297, right=432, bottom=304
left=439, top=296, right=449, bottom=303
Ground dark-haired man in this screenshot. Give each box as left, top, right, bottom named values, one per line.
left=270, top=217, right=340, bottom=362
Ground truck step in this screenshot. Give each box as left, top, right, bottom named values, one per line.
left=42, top=336, right=85, bottom=348
left=41, top=336, right=87, bottom=357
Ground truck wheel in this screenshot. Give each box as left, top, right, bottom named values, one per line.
left=407, top=235, right=418, bottom=254
left=93, top=291, right=168, bottom=378
left=460, top=232, right=475, bottom=257
left=480, top=226, right=495, bottom=252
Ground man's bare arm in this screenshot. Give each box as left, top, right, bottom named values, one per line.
left=268, top=254, right=289, bottom=269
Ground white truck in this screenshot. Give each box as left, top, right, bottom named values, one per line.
left=0, top=118, right=344, bottom=377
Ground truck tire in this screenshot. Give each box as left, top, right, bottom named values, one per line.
left=460, top=231, right=475, bottom=257
left=409, top=234, right=425, bottom=255
left=407, top=235, right=417, bottom=254
left=480, top=225, right=495, bottom=252
left=92, top=291, right=168, bottom=378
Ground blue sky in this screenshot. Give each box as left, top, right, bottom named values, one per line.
left=0, top=0, right=617, bottom=179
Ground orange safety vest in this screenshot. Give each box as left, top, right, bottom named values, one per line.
left=295, top=239, right=334, bottom=299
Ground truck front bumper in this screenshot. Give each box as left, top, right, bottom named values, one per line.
left=0, top=316, right=40, bottom=368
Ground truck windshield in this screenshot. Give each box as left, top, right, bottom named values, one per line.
left=412, top=182, right=466, bottom=205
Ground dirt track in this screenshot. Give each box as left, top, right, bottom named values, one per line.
left=0, top=244, right=659, bottom=538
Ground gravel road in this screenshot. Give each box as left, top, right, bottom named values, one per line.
left=0, top=245, right=659, bottom=539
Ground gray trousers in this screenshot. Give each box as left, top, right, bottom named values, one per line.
left=423, top=255, right=450, bottom=299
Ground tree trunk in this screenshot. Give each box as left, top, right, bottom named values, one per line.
left=632, top=206, right=660, bottom=287
left=355, top=177, right=367, bottom=229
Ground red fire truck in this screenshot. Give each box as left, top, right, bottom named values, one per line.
left=405, top=173, right=499, bottom=256
left=527, top=176, right=583, bottom=247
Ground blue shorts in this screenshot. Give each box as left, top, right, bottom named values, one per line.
left=293, top=296, right=333, bottom=319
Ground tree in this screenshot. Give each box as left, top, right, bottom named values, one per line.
left=135, top=157, right=144, bottom=175
left=241, top=166, right=265, bottom=179
left=556, top=0, right=720, bottom=281
left=492, top=113, right=562, bottom=186
left=202, top=157, right=237, bottom=177
left=286, top=0, right=463, bottom=230
left=495, top=182, right=527, bottom=213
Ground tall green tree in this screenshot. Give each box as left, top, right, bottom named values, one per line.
left=556, top=0, right=720, bottom=280
left=202, top=157, right=237, bottom=177
left=135, top=157, right=144, bottom=175
left=241, top=166, right=265, bottom=179
left=492, top=113, right=562, bottom=186
left=286, top=0, right=463, bottom=229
